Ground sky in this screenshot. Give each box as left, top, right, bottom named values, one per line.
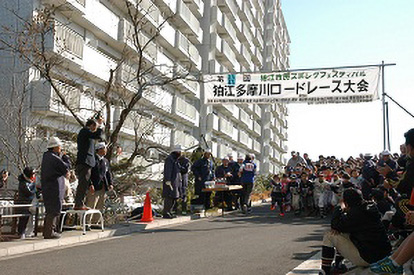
left=280, top=0, right=414, bottom=160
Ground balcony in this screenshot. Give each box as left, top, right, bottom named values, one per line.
left=43, top=0, right=85, bottom=15
left=54, top=21, right=84, bottom=65
left=153, top=0, right=177, bottom=15
left=142, top=86, right=173, bottom=114
left=253, top=139, right=261, bottom=153
left=218, top=117, right=233, bottom=137
left=239, top=108, right=252, bottom=129
left=182, top=0, right=204, bottom=17
left=239, top=130, right=249, bottom=147
left=175, top=31, right=201, bottom=69
left=174, top=96, right=197, bottom=125
left=83, top=45, right=117, bottom=81
left=174, top=130, right=198, bottom=149
left=85, top=0, right=120, bottom=40
left=174, top=0, right=201, bottom=42
left=253, top=121, right=261, bottom=136
left=30, top=79, right=83, bottom=119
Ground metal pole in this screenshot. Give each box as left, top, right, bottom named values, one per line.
left=381, top=61, right=386, bottom=150
left=386, top=102, right=391, bottom=151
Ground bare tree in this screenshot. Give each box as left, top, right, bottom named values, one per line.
left=0, top=1, right=198, bottom=176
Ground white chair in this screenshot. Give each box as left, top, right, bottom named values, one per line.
left=60, top=209, right=104, bottom=235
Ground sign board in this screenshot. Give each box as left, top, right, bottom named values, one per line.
left=204, top=66, right=381, bottom=104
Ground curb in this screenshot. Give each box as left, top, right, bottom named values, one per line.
left=0, top=199, right=270, bottom=259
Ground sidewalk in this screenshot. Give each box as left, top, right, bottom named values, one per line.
left=0, top=214, right=202, bottom=259
left=0, top=199, right=271, bottom=259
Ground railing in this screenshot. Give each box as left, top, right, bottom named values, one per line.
left=55, top=22, right=84, bottom=58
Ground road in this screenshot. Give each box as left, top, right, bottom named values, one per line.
left=0, top=205, right=329, bottom=275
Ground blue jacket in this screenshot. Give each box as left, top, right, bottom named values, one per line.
left=240, top=161, right=256, bottom=184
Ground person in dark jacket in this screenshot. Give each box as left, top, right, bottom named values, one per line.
left=16, top=167, right=37, bottom=239
left=361, top=153, right=380, bottom=200
left=41, top=137, right=71, bottom=239
left=191, top=149, right=214, bottom=209
left=215, top=157, right=234, bottom=211
left=0, top=169, right=9, bottom=189
left=177, top=155, right=190, bottom=214
left=74, top=118, right=103, bottom=210
left=86, top=142, right=112, bottom=225
left=320, top=188, right=391, bottom=275
left=162, top=146, right=182, bottom=219
left=239, top=154, right=256, bottom=214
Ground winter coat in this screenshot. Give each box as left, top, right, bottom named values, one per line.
left=90, top=155, right=112, bottom=191
left=178, top=156, right=190, bottom=195
left=17, top=174, right=36, bottom=204
left=162, top=153, right=182, bottom=199
left=396, top=158, right=414, bottom=197
left=41, top=151, right=71, bottom=215
left=215, top=164, right=232, bottom=184
left=191, top=157, right=214, bottom=195
left=76, top=127, right=103, bottom=167
left=229, top=162, right=242, bottom=185
left=331, top=202, right=392, bottom=264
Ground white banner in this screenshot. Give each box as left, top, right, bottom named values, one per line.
left=204, top=66, right=381, bottom=104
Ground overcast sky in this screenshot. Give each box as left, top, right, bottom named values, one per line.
left=281, top=0, right=414, bottom=160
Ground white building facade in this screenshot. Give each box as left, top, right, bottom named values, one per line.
left=0, top=0, right=289, bottom=177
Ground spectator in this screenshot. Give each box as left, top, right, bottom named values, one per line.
left=86, top=142, right=113, bottom=226
left=313, top=173, right=330, bottom=218
left=74, top=118, right=104, bottom=210
left=229, top=155, right=244, bottom=209
left=239, top=154, right=256, bottom=214
left=0, top=169, right=9, bottom=189
left=303, top=153, right=315, bottom=171
left=191, top=149, right=214, bottom=210
left=16, top=167, right=37, bottom=239
left=41, top=137, right=71, bottom=239
left=177, top=154, right=190, bottom=215
left=370, top=210, right=414, bottom=274
left=162, top=146, right=183, bottom=219
left=215, top=157, right=234, bottom=211
left=377, top=150, right=398, bottom=181
left=350, top=169, right=363, bottom=189
left=361, top=153, right=380, bottom=199
left=320, top=188, right=391, bottom=275
left=397, top=144, right=408, bottom=172
left=287, top=151, right=306, bottom=169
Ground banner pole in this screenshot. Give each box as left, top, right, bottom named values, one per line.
left=382, top=61, right=387, bottom=150
left=386, top=102, right=391, bottom=151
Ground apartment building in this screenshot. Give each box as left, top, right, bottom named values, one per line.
left=0, top=0, right=289, bottom=179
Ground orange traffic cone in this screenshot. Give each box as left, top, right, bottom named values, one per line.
left=141, top=192, right=154, bottom=222
left=410, top=188, right=414, bottom=206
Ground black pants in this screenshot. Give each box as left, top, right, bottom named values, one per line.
left=163, top=197, right=176, bottom=215
left=43, top=213, right=60, bottom=238
left=75, top=163, right=92, bottom=208
left=242, top=183, right=254, bottom=209
left=17, top=208, right=31, bottom=235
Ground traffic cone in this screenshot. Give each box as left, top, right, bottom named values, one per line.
left=141, top=192, right=154, bottom=222
left=410, top=188, right=414, bottom=206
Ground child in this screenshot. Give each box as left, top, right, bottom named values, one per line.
left=270, top=175, right=285, bottom=216
left=313, top=173, right=330, bottom=218
left=289, top=174, right=301, bottom=215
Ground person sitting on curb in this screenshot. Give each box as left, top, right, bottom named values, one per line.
left=370, top=210, right=414, bottom=274
left=319, top=188, right=391, bottom=275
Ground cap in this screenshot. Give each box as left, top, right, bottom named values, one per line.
left=205, top=148, right=211, bottom=153
left=96, top=142, right=107, bottom=150
left=381, top=150, right=391, bottom=156
left=227, top=153, right=233, bottom=158
left=237, top=154, right=244, bottom=160
left=364, top=153, right=373, bottom=159
left=222, top=157, right=229, bottom=161
left=23, top=167, right=36, bottom=178
left=47, top=137, right=62, bottom=149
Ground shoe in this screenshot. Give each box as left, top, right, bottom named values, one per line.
left=74, top=206, right=90, bottom=211
left=162, top=213, right=176, bottom=219
left=44, top=233, right=61, bottom=239
left=19, top=233, right=26, bottom=240
left=279, top=213, right=285, bottom=217
left=332, top=264, right=348, bottom=274
left=370, top=257, right=403, bottom=274
left=242, top=205, right=247, bottom=214
left=270, top=205, right=276, bottom=210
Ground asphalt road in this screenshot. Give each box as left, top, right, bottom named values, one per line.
left=0, top=205, right=329, bottom=275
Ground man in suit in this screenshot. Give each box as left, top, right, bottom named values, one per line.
left=86, top=142, right=112, bottom=225
left=74, top=118, right=103, bottom=210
